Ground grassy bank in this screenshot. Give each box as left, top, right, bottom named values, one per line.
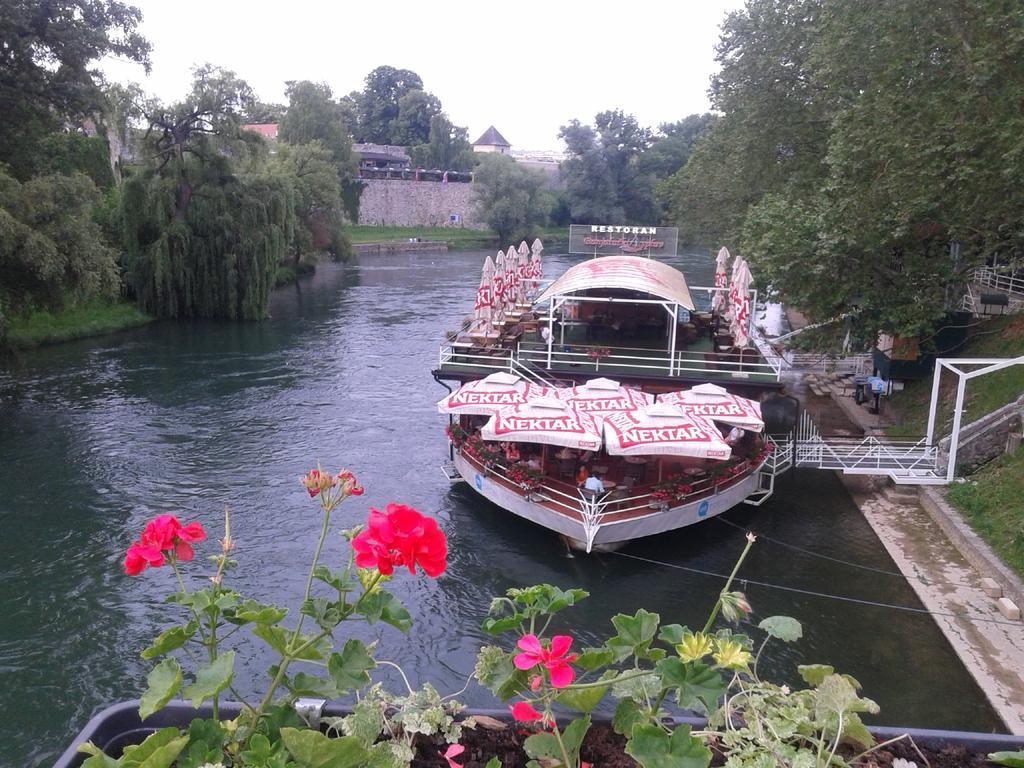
left=7, top=299, right=153, bottom=349
left=348, top=225, right=566, bottom=249
left=885, top=314, right=1024, bottom=437
left=946, top=446, right=1024, bottom=579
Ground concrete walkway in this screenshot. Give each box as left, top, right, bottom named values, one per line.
left=855, top=486, right=1024, bottom=733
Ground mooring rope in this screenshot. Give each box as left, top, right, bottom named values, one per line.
left=608, top=549, right=1024, bottom=629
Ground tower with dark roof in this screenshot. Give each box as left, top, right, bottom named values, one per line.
left=472, top=126, right=512, bottom=154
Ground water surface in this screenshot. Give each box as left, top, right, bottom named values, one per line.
left=0, top=248, right=1000, bottom=766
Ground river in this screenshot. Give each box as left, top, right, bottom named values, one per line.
left=0, top=248, right=1001, bottom=767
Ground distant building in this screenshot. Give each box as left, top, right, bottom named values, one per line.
left=241, top=123, right=279, bottom=139
left=353, top=143, right=411, bottom=172
left=472, top=126, right=511, bottom=154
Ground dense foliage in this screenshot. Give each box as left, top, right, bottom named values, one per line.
left=559, top=111, right=711, bottom=225
left=472, top=154, right=551, bottom=243
left=661, top=0, right=1024, bottom=343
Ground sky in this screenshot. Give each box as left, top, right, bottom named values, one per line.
left=101, top=0, right=746, bottom=151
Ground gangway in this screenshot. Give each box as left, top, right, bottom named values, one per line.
left=792, top=412, right=944, bottom=484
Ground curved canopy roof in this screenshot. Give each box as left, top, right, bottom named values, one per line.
left=534, top=255, right=695, bottom=309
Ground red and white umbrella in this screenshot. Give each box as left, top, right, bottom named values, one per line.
left=602, top=403, right=732, bottom=460
left=491, top=250, right=507, bottom=327
left=437, top=371, right=551, bottom=416
left=472, top=254, right=496, bottom=333
left=711, top=246, right=729, bottom=313
left=555, top=377, right=654, bottom=419
left=517, top=241, right=531, bottom=302
left=530, top=239, right=544, bottom=290
left=658, top=383, right=763, bottom=432
left=504, top=246, right=520, bottom=310
left=482, top=396, right=603, bottom=450
left=729, top=258, right=753, bottom=347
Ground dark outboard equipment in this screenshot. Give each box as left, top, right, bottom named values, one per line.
left=761, top=393, right=800, bottom=435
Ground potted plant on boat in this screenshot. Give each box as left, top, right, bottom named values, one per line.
left=505, top=464, right=544, bottom=499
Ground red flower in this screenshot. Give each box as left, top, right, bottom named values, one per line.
left=124, top=514, right=206, bottom=575
left=513, top=634, right=577, bottom=688
left=300, top=468, right=336, bottom=497
left=351, top=504, right=447, bottom=577
left=440, top=744, right=464, bottom=768
left=510, top=701, right=544, bottom=722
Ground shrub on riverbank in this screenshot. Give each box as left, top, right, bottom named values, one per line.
left=6, top=299, right=152, bottom=349
left=946, top=446, right=1024, bottom=580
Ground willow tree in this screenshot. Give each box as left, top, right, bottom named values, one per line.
left=122, top=65, right=297, bottom=320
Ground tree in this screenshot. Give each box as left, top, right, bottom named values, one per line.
left=391, top=90, right=442, bottom=146
left=270, top=141, right=348, bottom=262
left=0, top=0, right=151, bottom=179
left=244, top=101, right=287, bottom=124
left=277, top=80, right=360, bottom=221
left=352, top=66, right=424, bottom=143
left=472, top=154, right=550, bottom=243
left=408, top=114, right=475, bottom=171
left=0, top=168, right=119, bottom=318
left=559, top=110, right=653, bottom=223
left=122, top=66, right=297, bottom=320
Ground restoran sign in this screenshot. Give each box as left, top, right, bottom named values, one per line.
left=569, top=224, right=678, bottom=257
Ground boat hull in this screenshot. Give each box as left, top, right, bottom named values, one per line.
left=452, top=451, right=761, bottom=551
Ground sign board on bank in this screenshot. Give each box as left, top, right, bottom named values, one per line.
left=569, top=224, right=678, bottom=257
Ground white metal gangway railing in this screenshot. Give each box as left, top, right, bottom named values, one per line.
left=971, top=265, right=1024, bottom=296
left=749, top=324, right=872, bottom=377
left=792, top=412, right=944, bottom=484
left=961, top=281, right=1024, bottom=316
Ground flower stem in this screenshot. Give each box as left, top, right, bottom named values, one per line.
left=291, top=507, right=332, bottom=646
left=702, top=533, right=756, bottom=634
left=551, top=722, right=573, bottom=768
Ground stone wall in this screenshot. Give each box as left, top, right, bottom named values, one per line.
left=357, top=179, right=487, bottom=228
left=938, top=393, right=1024, bottom=473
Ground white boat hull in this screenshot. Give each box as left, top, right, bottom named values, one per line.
left=452, top=451, right=761, bottom=552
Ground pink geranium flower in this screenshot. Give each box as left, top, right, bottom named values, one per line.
left=351, top=504, right=447, bottom=577
left=440, top=744, right=464, bottom=768
left=510, top=701, right=544, bottom=722
left=513, top=634, right=577, bottom=687
left=124, top=514, right=206, bottom=575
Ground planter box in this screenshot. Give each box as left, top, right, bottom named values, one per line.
left=55, top=700, right=1023, bottom=768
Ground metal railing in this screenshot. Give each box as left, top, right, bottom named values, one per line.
left=783, top=352, right=872, bottom=376
left=961, top=282, right=1024, bottom=315
left=793, top=412, right=942, bottom=481
left=972, top=265, right=1024, bottom=296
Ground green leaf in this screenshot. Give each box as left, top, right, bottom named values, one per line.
left=612, top=698, right=649, bottom=738
left=139, top=658, right=182, bottom=720
left=481, top=615, right=524, bottom=634
left=758, top=616, right=803, bottom=643
left=557, top=670, right=616, bottom=712
left=657, top=624, right=688, bottom=646
left=484, top=759, right=502, bottom=768
left=328, top=639, right=376, bottom=692
left=989, top=751, right=1024, bottom=768
left=253, top=625, right=330, bottom=661
left=655, top=658, right=726, bottom=713
left=474, top=645, right=528, bottom=700
left=230, top=598, right=288, bottom=625
left=120, top=728, right=189, bottom=768
left=77, top=743, right=117, bottom=768
left=183, top=651, right=235, bottom=707
left=289, top=672, right=340, bottom=698
left=356, top=589, right=412, bottom=632
left=608, top=609, right=661, bottom=659
left=625, top=723, right=712, bottom=768
left=574, top=647, right=616, bottom=671
left=141, top=623, right=197, bottom=660
left=842, top=713, right=875, bottom=750
left=524, top=716, right=590, bottom=765
left=280, top=728, right=368, bottom=768
left=797, top=664, right=835, bottom=687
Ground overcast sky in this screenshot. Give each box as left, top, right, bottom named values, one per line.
left=102, top=0, right=746, bottom=151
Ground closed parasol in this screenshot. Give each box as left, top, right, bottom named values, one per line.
left=728, top=258, right=753, bottom=347
left=491, top=250, right=507, bottom=327
left=711, top=246, right=729, bottom=313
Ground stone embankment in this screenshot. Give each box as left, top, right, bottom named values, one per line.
left=357, top=179, right=487, bottom=228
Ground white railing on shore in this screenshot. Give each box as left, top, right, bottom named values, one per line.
left=972, top=265, right=1024, bottom=296
left=961, top=281, right=1024, bottom=316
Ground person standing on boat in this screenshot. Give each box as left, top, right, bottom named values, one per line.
left=576, top=464, right=589, bottom=486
